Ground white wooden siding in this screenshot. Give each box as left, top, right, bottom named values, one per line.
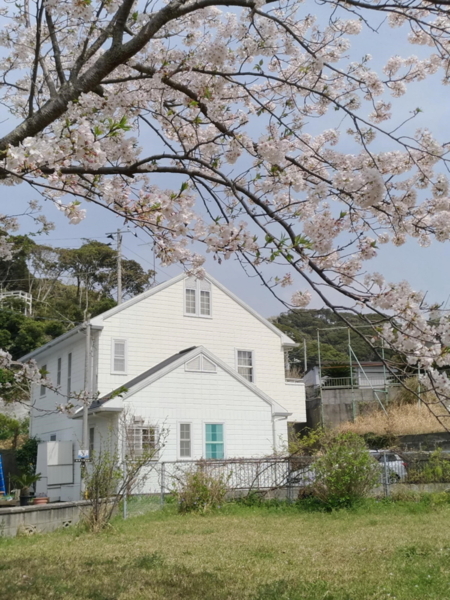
left=31, top=334, right=86, bottom=443
left=93, top=278, right=305, bottom=420
left=124, top=362, right=280, bottom=463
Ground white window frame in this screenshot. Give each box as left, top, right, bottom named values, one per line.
left=126, top=423, right=159, bottom=460
left=185, top=355, right=217, bottom=373
left=111, top=338, right=128, bottom=375
left=203, top=422, right=226, bottom=460
left=184, top=279, right=212, bottom=318
left=178, top=422, right=193, bottom=459
left=235, top=349, right=255, bottom=383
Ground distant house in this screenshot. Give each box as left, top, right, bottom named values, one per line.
left=21, top=272, right=306, bottom=501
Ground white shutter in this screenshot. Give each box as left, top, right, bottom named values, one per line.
left=113, top=340, right=127, bottom=373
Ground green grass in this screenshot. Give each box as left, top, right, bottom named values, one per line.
left=1, top=499, right=450, bottom=599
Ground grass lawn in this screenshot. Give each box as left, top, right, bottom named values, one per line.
left=1, top=499, right=450, bottom=600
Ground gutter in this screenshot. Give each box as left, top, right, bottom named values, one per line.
left=20, top=324, right=103, bottom=362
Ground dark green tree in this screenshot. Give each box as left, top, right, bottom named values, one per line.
left=273, top=308, right=381, bottom=374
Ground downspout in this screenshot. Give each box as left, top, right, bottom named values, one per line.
left=272, top=414, right=289, bottom=454
left=272, top=415, right=277, bottom=452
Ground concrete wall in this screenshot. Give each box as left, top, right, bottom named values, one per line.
left=0, top=500, right=91, bottom=537
left=306, top=386, right=400, bottom=429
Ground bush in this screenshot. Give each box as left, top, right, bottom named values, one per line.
left=312, top=432, right=380, bottom=508
left=15, top=436, right=39, bottom=475
left=174, top=467, right=229, bottom=513
left=288, top=427, right=325, bottom=456
left=406, top=449, right=450, bottom=484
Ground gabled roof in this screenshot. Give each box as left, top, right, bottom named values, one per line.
left=90, top=271, right=296, bottom=346
left=74, top=346, right=290, bottom=418
left=20, top=271, right=296, bottom=362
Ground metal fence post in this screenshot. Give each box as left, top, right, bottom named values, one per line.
left=383, top=451, right=390, bottom=497
left=160, top=462, right=165, bottom=506
left=123, top=459, right=128, bottom=519
left=287, top=459, right=292, bottom=504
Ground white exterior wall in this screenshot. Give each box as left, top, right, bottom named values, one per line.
left=357, top=366, right=387, bottom=388
left=29, top=334, right=88, bottom=502
left=125, top=365, right=280, bottom=462
left=92, top=278, right=305, bottom=422
left=119, top=363, right=286, bottom=494
left=31, top=333, right=86, bottom=443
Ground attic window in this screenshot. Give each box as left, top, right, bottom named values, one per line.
left=185, top=355, right=217, bottom=373
left=184, top=277, right=211, bottom=317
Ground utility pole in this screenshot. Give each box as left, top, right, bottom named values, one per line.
left=138, top=240, right=157, bottom=286
left=303, top=338, right=307, bottom=373
left=79, top=318, right=92, bottom=496
left=106, top=229, right=130, bottom=305
left=117, top=230, right=122, bottom=305
left=82, top=320, right=91, bottom=456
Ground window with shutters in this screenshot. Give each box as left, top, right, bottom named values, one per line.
left=237, top=350, right=254, bottom=382
left=179, top=423, right=192, bottom=458
left=185, top=354, right=217, bottom=373
left=184, top=277, right=212, bottom=317
left=111, top=339, right=127, bottom=374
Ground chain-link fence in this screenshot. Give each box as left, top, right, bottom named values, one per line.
left=120, top=450, right=450, bottom=518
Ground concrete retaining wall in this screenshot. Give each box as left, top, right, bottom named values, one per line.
left=306, top=386, right=401, bottom=429
left=0, top=500, right=91, bottom=537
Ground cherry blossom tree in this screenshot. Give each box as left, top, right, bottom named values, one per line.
left=1, top=0, right=450, bottom=426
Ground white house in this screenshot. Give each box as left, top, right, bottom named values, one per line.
left=22, top=272, right=306, bottom=501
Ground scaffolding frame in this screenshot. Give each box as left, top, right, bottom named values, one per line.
left=315, top=325, right=393, bottom=422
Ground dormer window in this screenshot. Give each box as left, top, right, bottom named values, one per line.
left=184, top=277, right=211, bottom=317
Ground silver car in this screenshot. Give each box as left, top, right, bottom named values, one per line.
left=369, top=450, right=408, bottom=482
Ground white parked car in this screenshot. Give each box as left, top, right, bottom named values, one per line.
left=369, top=450, right=408, bottom=482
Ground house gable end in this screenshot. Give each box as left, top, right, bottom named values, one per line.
left=90, top=272, right=295, bottom=346
left=93, top=346, right=290, bottom=416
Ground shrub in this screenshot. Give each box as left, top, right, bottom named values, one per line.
left=15, top=436, right=39, bottom=475
left=406, top=449, right=450, bottom=484
left=174, top=466, right=229, bottom=513
left=312, top=432, right=380, bottom=508
left=288, top=427, right=325, bottom=456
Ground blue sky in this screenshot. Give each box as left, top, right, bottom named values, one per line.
left=1, top=4, right=449, bottom=318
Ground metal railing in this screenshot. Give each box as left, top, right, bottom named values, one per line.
left=321, top=376, right=406, bottom=389
left=122, top=451, right=450, bottom=519
left=160, top=457, right=292, bottom=498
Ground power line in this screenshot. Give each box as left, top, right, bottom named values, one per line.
left=29, top=236, right=111, bottom=242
